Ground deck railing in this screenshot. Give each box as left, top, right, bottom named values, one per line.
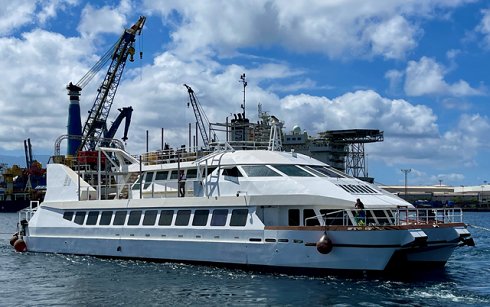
left=313, top=207, right=465, bottom=227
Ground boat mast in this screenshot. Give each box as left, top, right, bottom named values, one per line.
left=240, top=73, right=247, bottom=119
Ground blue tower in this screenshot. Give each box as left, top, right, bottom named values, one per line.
left=66, top=82, right=82, bottom=156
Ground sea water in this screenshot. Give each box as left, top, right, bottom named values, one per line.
left=1, top=212, right=489, bottom=306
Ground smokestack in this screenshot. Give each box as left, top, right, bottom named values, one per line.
left=66, top=82, right=82, bottom=156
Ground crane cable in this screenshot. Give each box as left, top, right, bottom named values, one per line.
left=76, top=39, right=120, bottom=89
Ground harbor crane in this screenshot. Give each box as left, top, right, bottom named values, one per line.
left=184, top=84, right=211, bottom=148
left=66, top=16, right=146, bottom=156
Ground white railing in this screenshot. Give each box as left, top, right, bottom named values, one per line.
left=311, top=207, right=465, bottom=227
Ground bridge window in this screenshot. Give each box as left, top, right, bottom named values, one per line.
left=222, top=167, right=243, bottom=177
left=186, top=169, right=198, bottom=179
left=143, top=172, right=154, bottom=189
left=241, top=165, right=281, bottom=177
left=310, top=166, right=345, bottom=178
left=155, top=171, right=169, bottom=180
left=131, top=176, right=142, bottom=190
left=302, top=165, right=327, bottom=177
left=273, top=165, right=313, bottom=177
left=169, top=171, right=179, bottom=180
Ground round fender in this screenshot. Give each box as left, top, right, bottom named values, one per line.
left=10, top=233, right=19, bottom=246
left=316, top=234, right=333, bottom=254
left=13, top=239, right=27, bottom=253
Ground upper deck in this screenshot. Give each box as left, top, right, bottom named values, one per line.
left=44, top=146, right=410, bottom=210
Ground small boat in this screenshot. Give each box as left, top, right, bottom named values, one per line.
left=14, top=144, right=474, bottom=274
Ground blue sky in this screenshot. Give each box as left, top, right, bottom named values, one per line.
left=0, top=0, right=489, bottom=186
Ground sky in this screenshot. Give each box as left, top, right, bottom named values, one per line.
left=0, top=0, right=489, bottom=186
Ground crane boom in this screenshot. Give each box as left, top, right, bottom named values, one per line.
left=184, top=84, right=210, bottom=147
left=78, top=16, right=146, bottom=151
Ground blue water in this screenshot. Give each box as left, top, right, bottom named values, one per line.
left=1, top=212, right=489, bottom=306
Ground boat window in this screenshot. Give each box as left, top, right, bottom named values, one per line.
left=169, top=171, right=179, bottom=180
left=63, top=211, right=74, bottom=221
left=144, top=172, right=154, bottom=189
left=230, top=209, right=248, bottom=226
left=132, top=176, right=142, bottom=190
left=186, top=169, right=198, bottom=179
left=128, top=210, right=142, bottom=226
left=113, top=211, right=127, bottom=226
left=320, top=209, right=343, bottom=226
left=304, top=209, right=320, bottom=226
left=288, top=209, right=300, bottom=226
left=241, top=165, right=281, bottom=177
left=175, top=210, right=191, bottom=226
left=143, top=210, right=158, bottom=226
left=310, top=166, right=345, bottom=178
left=74, top=211, right=86, bottom=225
left=272, top=165, right=314, bottom=177
left=211, top=209, right=228, bottom=226
left=158, top=210, right=174, bottom=226
left=86, top=211, right=99, bottom=225
left=192, top=209, right=209, bottom=226
left=302, top=165, right=327, bottom=177
left=155, top=171, right=169, bottom=181
left=372, top=210, right=391, bottom=225
left=222, top=167, right=243, bottom=177
left=202, top=166, right=217, bottom=177
left=99, top=211, right=113, bottom=225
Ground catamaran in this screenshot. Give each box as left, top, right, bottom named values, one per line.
left=12, top=141, right=474, bottom=273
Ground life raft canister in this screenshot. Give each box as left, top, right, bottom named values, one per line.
left=316, top=234, right=333, bottom=254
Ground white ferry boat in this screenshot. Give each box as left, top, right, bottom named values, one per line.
left=13, top=145, right=474, bottom=274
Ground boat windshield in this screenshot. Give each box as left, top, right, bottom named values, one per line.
left=271, top=165, right=314, bottom=177
left=309, top=165, right=346, bottom=178
left=241, top=165, right=281, bottom=177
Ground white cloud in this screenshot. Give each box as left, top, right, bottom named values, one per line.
left=0, top=0, right=78, bottom=35
left=77, top=3, right=128, bottom=38
left=364, top=15, right=419, bottom=60
left=476, top=8, right=490, bottom=48
left=143, top=0, right=473, bottom=60
left=0, top=1, right=37, bottom=35
left=404, top=56, right=482, bottom=96
left=385, top=69, right=404, bottom=93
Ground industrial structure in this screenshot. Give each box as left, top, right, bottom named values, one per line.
left=62, top=16, right=146, bottom=157
left=179, top=76, right=384, bottom=180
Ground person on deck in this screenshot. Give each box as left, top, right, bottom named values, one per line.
left=354, top=198, right=366, bottom=225
left=178, top=170, right=186, bottom=197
